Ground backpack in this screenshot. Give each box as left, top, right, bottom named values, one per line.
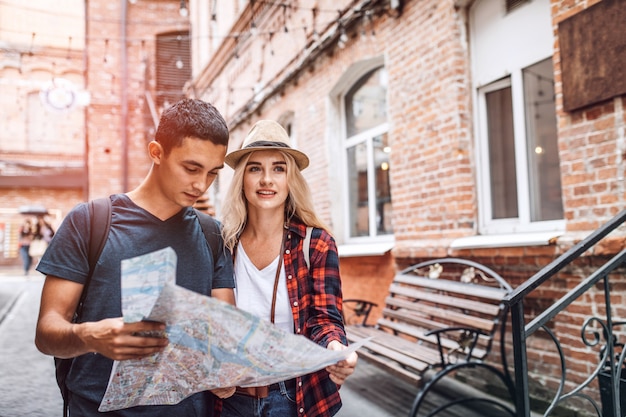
left=55, top=197, right=222, bottom=416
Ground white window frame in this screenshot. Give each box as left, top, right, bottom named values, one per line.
left=471, top=0, right=564, bottom=235
left=328, top=56, right=394, bottom=247
left=342, top=122, right=390, bottom=242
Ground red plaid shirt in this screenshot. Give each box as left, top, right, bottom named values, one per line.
left=216, top=218, right=347, bottom=417
left=284, top=219, right=346, bottom=417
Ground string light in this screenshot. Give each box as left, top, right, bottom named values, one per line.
left=28, top=32, right=35, bottom=56
left=179, top=0, right=188, bottom=17
left=250, top=20, right=258, bottom=37
left=338, top=28, right=348, bottom=49
left=66, top=36, right=72, bottom=60
left=1, top=0, right=392, bottom=110
left=1, top=3, right=382, bottom=45
left=103, top=39, right=109, bottom=64
left=268, top=32, right=275, bottom=56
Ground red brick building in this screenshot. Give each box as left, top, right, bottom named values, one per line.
left=0, top=0, right=87, bottom=261
left=0, top=0, right=193, bottom=262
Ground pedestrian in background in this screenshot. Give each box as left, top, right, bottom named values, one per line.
left=35, top=217, right=55, bottom=243
left=34, top=98, right=236, bottom=417
left=27, top=217, right=55, bottom=263
left=18, top=218, right=35, bottom=275
left=219, top=120, right=358, bottom=417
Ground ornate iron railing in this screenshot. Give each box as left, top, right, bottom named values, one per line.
left=503, top=209, right=626, bottom=417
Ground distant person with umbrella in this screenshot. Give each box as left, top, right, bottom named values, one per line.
left=18, top=218, right=35, bottom=275
left=35, top=217, right=55, bottom=244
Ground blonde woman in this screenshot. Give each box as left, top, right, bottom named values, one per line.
left=219, top=120, right=357, bottom=417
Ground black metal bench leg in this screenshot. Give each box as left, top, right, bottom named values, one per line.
left=408, top=363, right=516, bottom=417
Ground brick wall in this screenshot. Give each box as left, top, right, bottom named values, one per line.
left=551, top=0, right=626, bottom=230
left=85, top=0, right=188, bottom=198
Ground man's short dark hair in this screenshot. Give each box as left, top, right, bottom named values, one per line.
left=155, top=99, right=229, bottom=153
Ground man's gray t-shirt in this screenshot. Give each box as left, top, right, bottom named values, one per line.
left=37, top=194, right=234, bottom=416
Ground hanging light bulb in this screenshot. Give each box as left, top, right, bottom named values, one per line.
left=176, top=58, right=184, bottom=69
left=338, top=29, right=348, bottom=49
left=179, top=0, right=188, bottom=17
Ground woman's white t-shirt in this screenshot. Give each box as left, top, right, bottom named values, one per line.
left=234, top=243, right=294, bottom=334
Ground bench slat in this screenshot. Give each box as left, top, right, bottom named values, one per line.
left=348, top=326, right=441, bottom=367
left=349, top=331, right=439, bottom=368
left=376, top=319, right=489, bottom=359
left=388, top=284, right=502, bottom=316
left=393, top=275, right=508, bottom=300
left=384, top=297, right=498, bottom=332
left=382, top=307, right=443, bottom=332
left=381, top=310, right=492, bottom=350
left=351, top=348, right=423, bottom=386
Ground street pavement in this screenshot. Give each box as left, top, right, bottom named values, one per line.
left=0, top=270, right=63, bottom=417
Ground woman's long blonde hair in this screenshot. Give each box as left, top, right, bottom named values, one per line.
left=221, top=150, right=329, bottom=251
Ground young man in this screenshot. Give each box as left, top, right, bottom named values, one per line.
left=35, top=99, right=236, bottom=416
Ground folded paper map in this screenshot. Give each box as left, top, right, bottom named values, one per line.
left=99, top=247, right=368, bottom=412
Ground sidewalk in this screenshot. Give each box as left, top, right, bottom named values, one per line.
left=0, top=273, right=63, bottom=416
left=338, top=359, right=521, bottom=417
left=0, top=267, right=33, bottom=326
left=0, top=266, right=27, bottom=277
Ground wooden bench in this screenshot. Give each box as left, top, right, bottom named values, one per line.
left=344, top=258, right=516, bottom=417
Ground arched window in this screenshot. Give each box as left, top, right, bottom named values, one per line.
left=343, top=66, right=392, bottom=238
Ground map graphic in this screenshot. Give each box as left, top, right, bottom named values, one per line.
left=99, top=247, right=367, bottom=412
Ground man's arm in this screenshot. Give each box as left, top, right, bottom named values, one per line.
left=211, top=287, right=235, bottom=305
left=35, top=275, right=169, bottom=360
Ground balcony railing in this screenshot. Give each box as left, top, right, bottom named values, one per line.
left=503, top=209, right=626, bottom=417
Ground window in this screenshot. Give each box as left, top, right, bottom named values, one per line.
left=277, top=111, right=296, bottom=147
left=471, top=0, right=563, bottom=234
left=343, top=66, right=392, bottom=239
left=523, top=60, right=563, bottom=222
left=156, top=31, right=191, bottom=110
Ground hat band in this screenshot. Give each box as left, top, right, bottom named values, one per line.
left=244, top=140, right=291, bottom=149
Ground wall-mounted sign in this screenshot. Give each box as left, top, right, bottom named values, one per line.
left=39, top=78, right=90, bottom=112
left=559, top=0, right=626, bottom=112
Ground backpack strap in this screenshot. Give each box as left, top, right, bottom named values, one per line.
left=58, top=196, right=112, bottom=417
left=194, top=209, right=221, bottom=266
left=303, top=226, right=313, bottom=270
left=79, top=197, right=112, bottom=316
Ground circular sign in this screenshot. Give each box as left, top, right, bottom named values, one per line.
left=40, top=78, right=77, bottom=111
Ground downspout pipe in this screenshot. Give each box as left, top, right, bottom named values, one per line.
left=83, top=0, right=89, bottom=201
left=120, top=0, right=129, bottom=191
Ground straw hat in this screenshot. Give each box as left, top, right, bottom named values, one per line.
left=225, top=120, right=309, bottom=170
